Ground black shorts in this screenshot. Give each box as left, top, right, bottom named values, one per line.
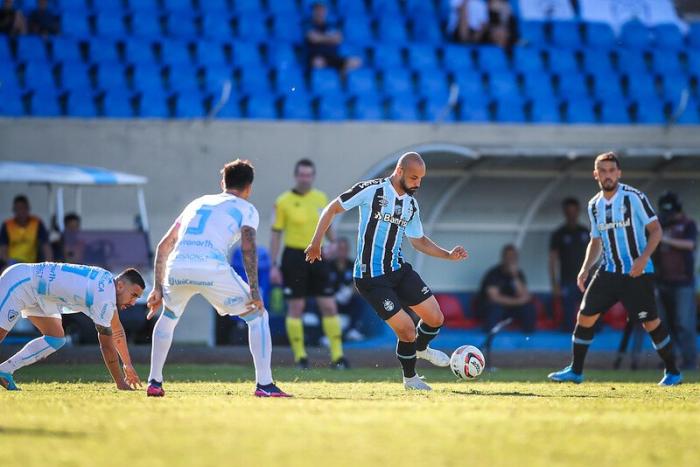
left=281, top=247, right=335, bottom=299
left=354, top=263, right=433, bottom=320
left=580, top=270, right=658, bottom=322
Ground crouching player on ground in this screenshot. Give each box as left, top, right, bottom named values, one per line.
left=0, top=262, right=145, bottom=390
left=305, top=152, right=469, bottom=390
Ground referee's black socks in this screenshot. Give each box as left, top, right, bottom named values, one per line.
left=571, top=324, right=595, bottom=374
left=396, top=340, right=417, bottom=378
left=648, top=323, right=679, bottom=374
left=415, top=320, right=441, bottom=352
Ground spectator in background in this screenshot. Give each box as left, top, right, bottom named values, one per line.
left=329, top=237, right=367, bottom=341
left=655, top=192, right=697, bottom=370
left=51, top=212, right=85, bottom=263
left=0, top=195, right=52, bottom=271
left=448, top=0, right=489, bottom=44
left=487, top=0, right=515, bottom=47
left=479, top=244, right=536, bottom=333
left=305, top=1, right=361, bottom=73
left=27, top=0, right=59, bottom=36
left=549, top=197, right=589, bottom=332
left=0, top=0, right=26, bottom=36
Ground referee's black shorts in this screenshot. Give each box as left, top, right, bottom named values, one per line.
left=354, top=263, right=433, bottom=320
left=281, top=247, right=335, bottom=299
left=580, top=270, right=658, bottom=322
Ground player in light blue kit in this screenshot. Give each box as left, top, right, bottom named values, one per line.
left=0, top=262, right=146, bottom=390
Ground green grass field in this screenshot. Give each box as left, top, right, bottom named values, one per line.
left=2, top=364, right=699, bottom=467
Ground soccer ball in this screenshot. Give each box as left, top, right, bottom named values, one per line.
left=450, top=345, right=485, bottom=380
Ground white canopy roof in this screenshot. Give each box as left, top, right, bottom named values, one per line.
left=0, top=161, right=147, bottom=186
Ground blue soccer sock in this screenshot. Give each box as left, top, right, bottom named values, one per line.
left=0, top=335, right=65, bottom=374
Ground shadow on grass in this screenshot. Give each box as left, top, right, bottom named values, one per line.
left=449, top=389, right=602, bottom=398
left=0, top=426, right=87, bottom=439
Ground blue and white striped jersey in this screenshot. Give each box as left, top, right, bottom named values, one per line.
left=338, top=178, right=424, bottom=279
left=588, top=183, right=657, bottom=274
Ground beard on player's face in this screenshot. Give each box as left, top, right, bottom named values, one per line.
left=599, top=178, right=618, bottom=192
left=399, top=175, right=418, bottom=196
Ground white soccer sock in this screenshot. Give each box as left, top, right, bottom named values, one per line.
left=148, top=311, right=180, bottom=383
left=244, top=310, right=273, bottom=385
left=0, top=335, right=65, bottom=374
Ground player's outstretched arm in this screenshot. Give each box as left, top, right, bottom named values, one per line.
left=147, top=221, right=180, bottom=319
left=409, top=235, right=468, bottom=261
left=240, top=225, right=263, bottom=312
left=577, top=238, right=603, bottom=291
left=305, top=200, right=345, bottom=263
left=96, top=325, right=130, bottom=390
left=109, top=312, right=141, bottom=389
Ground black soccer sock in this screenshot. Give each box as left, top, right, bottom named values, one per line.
left=415, top=320, right=441, bottom=351
left=571, top=324, right=595, bottom=375
left=648, top=323, right=679, bottom=374
left=396, top=340, right=417, bottom=378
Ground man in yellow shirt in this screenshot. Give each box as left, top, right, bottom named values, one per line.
left=270, top=159, right=348, bottom=369
left=0, top=195, right=52, bottom=272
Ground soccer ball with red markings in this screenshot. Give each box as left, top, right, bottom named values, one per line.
left=450, top=345, right=485, bottom=380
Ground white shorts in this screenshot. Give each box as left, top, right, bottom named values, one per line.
left=0, top=264, right=61, bottom=332
left=163, top=262, right=252, bottom=318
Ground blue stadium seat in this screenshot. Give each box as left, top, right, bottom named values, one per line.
left=442, top=45, right=474, bottom=73
left=211, top=94, right=240, bottom=118
left=521, top=71, right=555, bottom=101
left=231, top=42, right=262, bottom=68
left=89, top=38, right=121, bottom=64
left=29, top=90, right=61, bottom=116
left=530, top=98, right=561, bottom=123
left=650, top=50, right=682, bottom=74
left=452, top=71, right=485, bottom=100
left=512, top=47, right=544, bottom=73
left=311, top=68, right=342, bottom=96
left=167, top=65, right=200, bottom=93
left=16, top=36, right=48, bottom=62
left=0, top=92, right=25, bottom=116
left=127, top=0, right=160, bottom=14
left=131, top=14, right=163, bottom=37
left=615, top=50, right=648, bottom=74
left=65, top=92, right=97, bottom=117
left=201, top=13, right=233, bottom=39
left=268, top=0, right=298, bottom=15
left=519, top=21, right=546, bottom=45
left=345, top=68, right=378, bottom=97
left=235, top=14, right=268, bottom=40
left=688, top=51, right=700, bottom=76
left=122, top=38, right=156, bottom=65
left=57, top=0, right=88, bottom=12
left=245, top=94, right=277, bottom=119
left=565, top=97, right=596, bottom=123
left=131, top=63, right=164, bottom=93
left=238, top=66, right=270, bottom=95
left=458, top=97, right=490, bottom=122
left=51, top=37, right=82, bottom=63
left=583, top=22, right=616, bottom=49
left=23, top=62, right=56, bottom=91
left=373, top=44, right=403, bottom=71
left=407, top=45, right=438, bottom=70
left=372, top=0, right=401, bottom=15
left=281, top=93, right=312, bottom=119
left=417, top=70, right=449, bottom=99
left=660, top=73, right=690, bottom=103
left=274, top=64, right=305, bottom=93
left=94, top=13, right=128, bottom=38
left=599, top=98, right=631, bottom=123
left=60, top=62, right=92, bottom=93
left=93, top=62, right=129, bottom=90
left=487, top=71, right=520, bottom=99
left=410, top=16, right=443, bottom=44
left=159, top=40, right=192, bottom=66
left=137, top=90, right=170, bottom=117
left=377, top=18, right=408, bottom=44
left=422, top=98, right=455, bottom=122
left=162, top=0, right=193, bottom=13
left=268, top=43, right=298, bottom=70
left=196, top=40, right=228, bottom=67
left=547, top=49, right=579, bottom=74
left=232, top=0, right=260, bottom=14
left=271, top=14, right=302, bottom=43
left=654, top=24, right=683, bottom=50
left=626, top=74, right=658, bottom=100
left=93, top=0, right=124, bottom=12
left=60, top=12, right=91, bottom=37
left=476, top=46, right=508, bottom=72
left=352, top=95, right=384, bottom=120
left=317, top=95, right=348, bottom=120
left=204, top=66, right=235, bottom=96
left=339, top=43, right=366, bottom=64
left=0, top=36, right=10, bottom=62
left=174, top=93, right=206, bottom=118
left=581, top=49, right=614, bottom=74
left=387, top=96, right=419, bottom=121
left=634, top=98, right=666, bottom=124
left=551, top=21, right=581, bottom=48
left=689, top=23, right=700, bottom=49
left=336, top=0, right=368, bottom=16
left=165, top=14, right=199, bottom=39
left=343, top=15, right=374, bottom=45
left=620, top=21, right=653, bottom=49
left=102, top=89, right=134, bottom=117
left=0, top=63, right=21, bottom=92
left=674, top=98, right=699, bottom=124
left=382, top=69, right=413, bottom=98
left=494, top=96, right=526, bottom=122
left=556, top=73, right=588, bottom=98
left=591, top=73, right=623, bottom=100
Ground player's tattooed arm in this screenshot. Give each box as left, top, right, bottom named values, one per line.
left=241, top=226, right=261, bottom=305
left=153, top=222, right=180, bottom=291
left=96, top=324, right=130, bottom=390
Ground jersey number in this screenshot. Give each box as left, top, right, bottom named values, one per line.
left=186, top=208, right=213, bottom=235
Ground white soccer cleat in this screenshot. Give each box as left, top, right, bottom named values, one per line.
left=403, top=374, right=432, bottom=391
left=416, top=346, right=450, bottom=367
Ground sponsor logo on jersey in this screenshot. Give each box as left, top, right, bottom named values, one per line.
left=373, top=211, right=409, bottom=227
left=359, top=179, right=382, bottom=189
left=180, top=239, right=215, bottom=248
left=598, top=219, right=631, bottom=231
left=168, top=277, right=214, bottom=287
left=383, top=299, right=395, bottom=312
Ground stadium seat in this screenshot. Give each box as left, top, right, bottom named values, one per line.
left=650, top=50, right=682, bottom=74
left=382, top=69, right=414, bottom=98
left=372, top=0, right=401, bottom=15
left=442, top=45, right=474, bottom=73
left=476, top=46, right=508, bottom=71
left=174, top=93, right=205, bottom=118
left=547, top=49, right=579, bottom=74
left=422, top=97, right=455, bottom=122
left=267, top=43, right=298, bottom=70
left=0, top=36, right=10, bottom=62
left=127, top=0, right=160, bottom=14
left=51, top=37, right=83, bottom=63
left=660, top=72, right=690, bottom=103
left=372, top=44, right=404, bottom=71
left=311, top=68, right=342, bottom=96
left=245, top=94, right=277, bottom=119
left=131, top=15, right=163, bottom=37
left=195, top=40, right=228, bottom=68
left=137, top=91, right=170, bottom=117
left=60, top=62, right=92, bottom=93
left=634, top=98, right=666, bottom=124
left=203, top=65, right=235, bottom=96
left=238, top=66, right=270, bottom=95
left=272, top=64, right=305, bottom=94
left=416, top=70, right=449, bottom=98
left=336, top=0, right=367, bottom=16
left=93, top=0, right=124, bottom=12
left=94, top=12, right=128, bottom=38
left=23, top=61, right=56, bottom=91
left=625, top=74, right=658, bottom=100
left=0, top=93, right=25, bottom=116
left=56, top=0, right=88, bottom=12
left=674, top=98, right=700, bottom=124
left=387, top=96, right=419, bottom=121
left=581, top=49, right=614, bottom=74
left=410, top=16, right=443, bottom=44
left=232, top=0, right=261, bottom=14
left=512, top=47, right=544, bottom=73
left=343, top=16, right=374, bottom=45
left=167, top=65, right=200, bottom=93
left=131, top=63, right=164, bottom=93
left=556, top=73, right=589, bottom=98
left=599, top=98, right=631, bottom=123
left=231, top=42, right=262, bottom=68
left=494, top=96, right=526, bottom=122
left=519, top=21, right=547, bottom=45
left=452, top=71, right=485, bottom=100
left=530, top=98, right=562, bottom=123
left=0, top=64, right=21, bottom=92
left=165, top=14, right=199, bottom=39
left=620, top=21, right=653, bottom=49
left=689, top=23, right=700, bottom=49
left=201, top=13, right=233, bottom=39
left=281, top=94, right=313, bottom=119
left=235, top=14, right=269, bottom=40
left=352, top=95, right=384, bottom=120
left=654, top=24, right=683, bottom=50
left=591, top=73, right=623, bottom=100
left=458, top=97, right=490, bottom=122
left=122, top=38, right=156, bottom=65
left=65, top=93, right=97, bottom=117
left=406, top=45, right=438, bottom=70
left=487, top=71, right=520, bottom=99
left=317, top=95, right=348, bottom=120
left=583, top=22, right=616, bottom=49
left=29, top=90, right=61, bottom=116
left=551, top=21, right=581, bottom=48
left=271, top=14, right=302, bottom=43
left=16, top=36, right=48, bottom=62
left=268, top=0, right=298, bottom=15
left=60, top=12, right=91, bottom=37
left=377, top=18, right=408, bottom=44
left=615, top=49, right=648, bottom=74
left=345, top=68, right=378, bottom=97
left=162, top=0, right=193, bottom=13
left=565, top=97, right=596, bottom=123
left=521, top=71, right=555, bottom=101
left=688, top=51, right=700, bottom=76
left=89, top=38, right=121, bottom=65
left=159, top=40, right=193, bottom=66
